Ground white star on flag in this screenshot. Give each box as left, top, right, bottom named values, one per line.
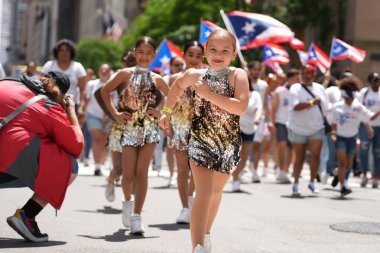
left=160, top=55, right=170, bottom=65
left=265, top=50, right=273, bottom=57
left=334, top=46, right=343, bottom=54
left=205, top=31, right=211, bottom=38
left=242, top=22, right=255, bottom=34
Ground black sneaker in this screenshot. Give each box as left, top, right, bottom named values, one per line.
left=94, top=169, right=102, bottom=176
left=340, top=186, right=352, bottom=196
left=331, top=176, right=339, bottom=187
left=7, top=209, right=48, bottom=242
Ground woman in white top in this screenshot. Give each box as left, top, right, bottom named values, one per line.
left=84, top=64, right=111, bottom=175
left=331, top=77, right=379, bottom=196
left=287, top=64, right=328, bottom=196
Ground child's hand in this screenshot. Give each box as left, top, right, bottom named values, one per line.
left=159, top=113, right=172, bottom=136
left=193, top=79, right=211, bottom=99
left=147, top=107, right=160, bottom=119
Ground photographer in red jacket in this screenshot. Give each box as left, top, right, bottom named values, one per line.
left=0, top=71, right=84, bottom=242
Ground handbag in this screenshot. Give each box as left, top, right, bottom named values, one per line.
left=301, top=84, right=331, bottom=134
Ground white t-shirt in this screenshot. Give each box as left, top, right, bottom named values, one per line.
left=331, top=99, right=373, bottom=137
left=274, top=86, right=290, bottom=125
left=287, top=82, right=328, bottom=135
left=41, top=60, right=86, bottom=104
left=359, top=87, right=380, bottom=126
left=0, top=63, right=5, bottom=78
left=240, top=91, right=262, bottom=134
left=325, top=86, right=342, bottom=124
left=86, top=79, right=107, bottom=117
left=251, top=78, right=267, bottom=106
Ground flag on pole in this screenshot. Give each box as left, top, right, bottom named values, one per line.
left=297, top=50, right=308, bottom=65
left=290, top=38, right=305, bottom=50
left=263, top=43, right=289, bottom=64
left=264, top=61, right=284, bottom=74
left=226, top=11, right=294, bottom=49
left=200, top=20, right=221, bottom=45
left=150, top=39, right=183, bottom=75
left=306, top=43, right=331, bottom=74
left=331, top=37, right=366, bottom=63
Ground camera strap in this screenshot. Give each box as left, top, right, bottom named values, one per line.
left=0, top=94, right=47, bottom=129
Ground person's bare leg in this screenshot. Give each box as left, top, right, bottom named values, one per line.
left=122, top=147, right=138, bottom=201
left=232, top=143, right=252, bottom=181
left=134, top=143, right=156, bottom=214
left=31, top=194, right=48, bottom=208
left=291, top=143, right=307, bottom=184
left=252, top=141, right=261, bottom=171
left=308, top=140, right=323, bottom=182
left=166, top=147, right=175, bottom=177
left=108, top=151, right=122, bottom=183
left=190, top=160, right=214, bottom=250
left=284, top=146, right=293, bottom=173
left=175, top=150, right=190, bottom=208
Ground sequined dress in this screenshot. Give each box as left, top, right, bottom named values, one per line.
left=188, top=68, right=241, bottom=174
left=117, top=66, right=160, bottom=147
left=168, top=87, right=194, bottom=150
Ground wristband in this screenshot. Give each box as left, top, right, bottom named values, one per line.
left=161, top=106, right=172, bottom=114
left=331, top=130, right=337, bottom=135
left=309, top=100, right=314, bottom=106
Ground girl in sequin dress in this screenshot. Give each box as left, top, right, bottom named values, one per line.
left=101, top=37, right=169, bottom=235
left=159, top=30, right=249, bottom=253
left=167, top=41, right=204, bottom=224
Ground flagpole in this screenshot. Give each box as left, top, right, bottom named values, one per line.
left=220, top=9, right=246, bottom=65
left=327, top=36, right=335, bottom=72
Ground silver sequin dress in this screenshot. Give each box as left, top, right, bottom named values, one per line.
left=168, top=87, right=194, bottom=150
left=188, top=68, right=241, bottom=174
left=118, top=66, right=160, bottom=147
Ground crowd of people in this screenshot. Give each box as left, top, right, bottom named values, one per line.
left=1, top=28, right=380, bottom=253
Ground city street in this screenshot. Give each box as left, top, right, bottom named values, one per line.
left=1, top=161, right=380, bottom=253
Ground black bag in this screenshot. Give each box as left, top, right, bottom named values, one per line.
left=301, top=84, right=331, bottom=134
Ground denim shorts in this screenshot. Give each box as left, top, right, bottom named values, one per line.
left=288, top=128, right=324, bottom=144
left=86, top=113, right=110, bottom=132
left=240, top=131, right=254, bottom=143
left=71, top=156, right=79, bottom=174
left=336, top=136, right=357, bottom=156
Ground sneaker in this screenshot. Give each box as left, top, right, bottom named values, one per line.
left=321, top=171, right=329, bottom=185
left=331, top=176, right=339, bottom=187
left=81, top=158, right=90, bottom=167
left=292, top=184, right=301, bottom=197
left=204, top=233, right=212, bottom=253
left=188, top=196, right=195, bottom=210
left=6, top=209, right=48, bottom=242
left=276, top=171, right=291, bottom=184
left=232, top=180, right=240, bottom=192
left=261, top=168, right=268, bottom=178
left=372, top=179, right=379, bottom=189
left=168, top=176, right=177, bottom=188
left=252, top=170, right=261, bottom=183
left=105, top=182, right=115, bottom=202
left=122, top=197, right=134, bottom=228
left=94, top=169, right=102, bottom=176
left=340, top=186, right=352, bottom=196
left=360, top=174, right=368, bottom=188
left=176, top=208, right=190, bottom=224
left=130, top=214, right=145, bottom=235
left=308, top=182, right=320, bottom=194
left=193, top=244, right=206, bottom=253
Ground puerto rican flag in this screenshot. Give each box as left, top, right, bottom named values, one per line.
left=307, top=43, right=331, bottom=74
left=297, top=50, right=308, bottom=65
left=264, top=61, right=284, bottom=74
left=200, top=20, right=221, bottom=45
left=290, top=38, right=305, bottom=50
left=226, top=11, right=294, bottom=50
left=331, top=37, right=366, bottom=63
left=150, top=39, right=183, bottom=75
left=263, top=43, right=289, bottom=65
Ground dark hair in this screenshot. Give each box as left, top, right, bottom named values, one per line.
left=135, top=36, right=156, bottom=50
left=169, top=56, right=182, bottom=66
left=122, top=51, right=136, bottom=67
left=184, top=41, right=204, bottom=54
left=53, top=39, right=76, bottom=60
left=368, top=72, right=379, bottom=83
left=286, top=68, right=300, bottom=78
left=248, top=61, right=261, bottom=69
left=340, top=76, right=361, bottom=92
left=39, top=76, right=61, bottom=102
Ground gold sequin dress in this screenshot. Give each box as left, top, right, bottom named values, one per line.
left=118, top=66, right=160, bottom=147
left=188, top=68, right=241, bottom=174
left=168, top=87, right=194, bottom=150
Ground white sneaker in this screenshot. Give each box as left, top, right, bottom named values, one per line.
left=204, top=234, right=211, bottom=253
left=122, top=197, right=134, bottom=228
left=292, top=184, right=301, bottom=197
left=168, top=176, right=177, bottom=188
left=261, top=168, right=268, bottom=178
left=276, top=171, right=291, bottom=184
left=105, top=182, right=115, bottom=202
left=321, top=171, right=329, bottom=185
left=252, top=170, right=261, bottom=183
left=308, top=182, right=320, bottom=194
left=130, top=214, right=145, bottom=235
left=232, top=180, right=240, bottom=192
left=193, top=244, right=206, bottom=253
left=188, top=196, right=195, bottom=210
left=361, top=174, right=368, bottom=188
left=372, top=178, right=379, bottom=189
left=176, top=208, right=190, bottom=224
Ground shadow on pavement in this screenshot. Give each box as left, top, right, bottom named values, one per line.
left=78, top=229, right=159, bottom=242
left=223, top=190, right=253, bottom=195
left=149, top=223, right=189, bottom=231
left=0, top=237, right=66, bottom=248
left=76, top=206, right=122, bottom=215
left=281, top=195, right=319, bottom=199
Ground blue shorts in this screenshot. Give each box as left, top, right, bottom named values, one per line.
left=288, top=129, right=324, bottom=144
left=336, top=136, right=357, bottom=156
left=240, top=131, right=254, bottom=143
left=86, top=113, right=110, bottom=132
left=71, top=156, right=79, bottom=174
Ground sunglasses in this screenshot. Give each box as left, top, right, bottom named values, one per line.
left=172, top=63, right=184, bottom=67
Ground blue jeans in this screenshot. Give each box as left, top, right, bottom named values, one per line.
left=319, top=133, right=329, bottom=174
left=359, top=124, right=380, bottom=177
left=326, top=132, right=337, bottom=175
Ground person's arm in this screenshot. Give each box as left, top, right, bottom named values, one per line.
left=268, top=91, right=279, bottom=133
left=330, top=123, right=337, bottom=142
left=101, top=69, right=131, bottom=122
left=293, top=98, right=321, bottom=111
left=153, top=74, right=170, bottom=96
left=363, top=122, right=375, bottom=139
left=194, top=68, right=249, bottom=115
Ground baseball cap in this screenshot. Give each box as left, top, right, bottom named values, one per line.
left=48, top=71, right=70, bottom=94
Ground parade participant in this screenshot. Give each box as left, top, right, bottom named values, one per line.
left=159, top=29, right=249, bottom=253
left=101, top=37, right=169, bottom=234
left=166, top=41, right=204, bottom=223
left=0, top=71, right=84, bottom=242
left=358, top=72, right=380, bottom=188
left=84, top=64, right=112, bottom=176
left=287, top=64, right=328, bottom=196
left=331, top=76, right=380, bottom=196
